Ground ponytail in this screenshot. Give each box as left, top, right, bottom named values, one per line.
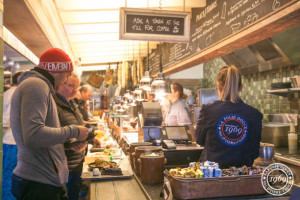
left=216, top=65, right=242, bottom=103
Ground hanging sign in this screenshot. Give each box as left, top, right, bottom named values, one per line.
left=120, top=7, right=190, bottom=43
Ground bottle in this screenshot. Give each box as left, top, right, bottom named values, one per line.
left=290, top=121, right=296, bottom=133
left=288, top=133, right=298, bottom=154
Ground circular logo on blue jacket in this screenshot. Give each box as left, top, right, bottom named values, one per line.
left=217, top=114, right=248, bottom=146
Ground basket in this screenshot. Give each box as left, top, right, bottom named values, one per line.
left=87, top=72, right=104, bottom=88
left=164, top=170, right=265, bottom=199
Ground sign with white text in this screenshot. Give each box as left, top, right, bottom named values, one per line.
left=120, top=7, right=190, bottom=42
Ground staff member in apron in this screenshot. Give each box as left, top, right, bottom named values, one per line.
left=165, top=82, right=192, bottom=126
left=195, top=65, right=262, bottom=169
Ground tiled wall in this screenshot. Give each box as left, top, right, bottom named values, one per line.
left=203, top=58, right=300, bottom=120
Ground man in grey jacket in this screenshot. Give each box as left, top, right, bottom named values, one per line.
left=10, top=48, right=89, bottom=200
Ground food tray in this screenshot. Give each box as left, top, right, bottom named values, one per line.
left=81, top=170, right=131, bottom=180
left=164, top=170, right=265, bottom=199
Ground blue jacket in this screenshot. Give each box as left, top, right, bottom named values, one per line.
left=196, top=99, right=262, bottom=169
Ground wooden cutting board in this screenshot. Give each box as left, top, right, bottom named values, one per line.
left=81, top=170, right=131, bottom=180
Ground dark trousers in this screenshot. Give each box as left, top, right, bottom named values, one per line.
left=11, top=174, right=68, bottom=200
left=66, top=172, right=82, bottom=200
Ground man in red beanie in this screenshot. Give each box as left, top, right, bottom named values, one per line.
left=10, top=48, right=89, bottom=200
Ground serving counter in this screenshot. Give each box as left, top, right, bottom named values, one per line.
left=82, top=114, right=297, bottom=200
left=274, top=148, right=300, bottom=187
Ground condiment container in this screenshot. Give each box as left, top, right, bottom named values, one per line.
left=259, top=143, right=275, bottom=160
left=132, top=146, right=162, bottom=176
left=138, top=152, right=166, bottom=184
left=127, top=142, right=153, bottom=169
left=288, top=132, right=298, bottom=154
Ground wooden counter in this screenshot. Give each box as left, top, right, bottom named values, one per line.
left=89, top=178, right=148, bottom=200
left=84, top=148, right=149, bottom=200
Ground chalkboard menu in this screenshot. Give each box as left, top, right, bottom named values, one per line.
left=146, top=0, right=293, bottom=74
left=126, top=15, right=184, bottom=35
left=120, top=7, right=190, bottom=42
left=190, top=0, right=293, bottom=53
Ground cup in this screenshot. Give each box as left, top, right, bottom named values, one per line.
left=288, top=132, right=298, bottom=154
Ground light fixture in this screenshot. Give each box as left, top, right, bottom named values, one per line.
left=133, top=88, right=146, bottom=101
left=139, top=42, right=151, bottom=91
left=151, top=42, right=170, bottom=99
left=140, top=71, right=151, bottom=91
left=151, top=72, right=170, bottom=94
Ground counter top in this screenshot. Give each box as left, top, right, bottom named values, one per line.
left=274, top=148, right=300, bottom=166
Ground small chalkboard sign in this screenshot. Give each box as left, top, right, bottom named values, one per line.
left=120, top=7, right=190, bottom=43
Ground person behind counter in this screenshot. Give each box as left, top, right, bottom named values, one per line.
left=165, top=82, right=192, bottom=126
left=195, top=65, right=262, bottom=169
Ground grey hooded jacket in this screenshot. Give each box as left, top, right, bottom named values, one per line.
left=10, top=70, right=79, bottom=187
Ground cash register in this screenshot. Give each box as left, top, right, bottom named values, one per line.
left=161, top=126, right=192, bottom=149
left=140, top=102, right=163, bottom=146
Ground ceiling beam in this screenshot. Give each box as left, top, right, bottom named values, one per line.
left=3, top=0, right=53, bottom=57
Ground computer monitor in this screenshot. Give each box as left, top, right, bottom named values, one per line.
left=162, top=126, right=189, bottom=140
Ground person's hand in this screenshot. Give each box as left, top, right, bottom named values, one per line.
left=77, top=125, right=89, bottom=141
left=70, top=141, right=88, bottom=153
left=94, top=137, right=101, bottom=148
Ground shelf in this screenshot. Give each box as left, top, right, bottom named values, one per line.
left=266, top=88, right=300, bottom=97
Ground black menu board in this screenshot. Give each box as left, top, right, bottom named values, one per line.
left=120, top=8, right=190, bottom=42
left=126, top=15, right=185, bottom=36
left=147, top=0, right=293, bottom=73
left=190, top=0, right=293, bottom=53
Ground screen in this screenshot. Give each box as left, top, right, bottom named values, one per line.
left=165, top=126, right=188, bottom=140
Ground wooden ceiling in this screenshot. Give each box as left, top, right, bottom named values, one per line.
left=3, top=0, right=53, bottom=58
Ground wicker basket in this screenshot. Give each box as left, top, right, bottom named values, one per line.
left=87, top=72, right=104, bottom=88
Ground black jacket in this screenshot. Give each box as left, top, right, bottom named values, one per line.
left=54, top=93, right=85, bottom=173
left=195, top=99, right=262, bottom=169
left=74, top=98, right=89, bottom=121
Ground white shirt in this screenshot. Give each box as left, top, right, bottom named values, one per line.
left=3, top=86, right=17, bottom=144
left=165, top=99, right=192, bottom=126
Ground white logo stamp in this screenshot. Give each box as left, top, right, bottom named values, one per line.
left=261, top=163, right=294, bottom=196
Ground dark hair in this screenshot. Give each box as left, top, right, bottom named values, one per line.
left=79, top=84, right=92, bottom=93
left=216, top=65, right=242, bottom=103
left=172, top=82, right=184, bottom=99
left=12, top=71, right=24, bottom=85
left=80, top=81, right=86, bottom=86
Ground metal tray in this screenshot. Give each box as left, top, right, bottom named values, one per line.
left=164, top=170, right=265, bottom=199
left=81, top=170, right=131, bottom=180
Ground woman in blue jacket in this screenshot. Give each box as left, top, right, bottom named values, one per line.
left=196, top=65, right=262, bottom=169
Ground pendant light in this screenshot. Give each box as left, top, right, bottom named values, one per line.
left=140, top=41, right=151, bottom=91
left=151, top=42, right=170, bottom=99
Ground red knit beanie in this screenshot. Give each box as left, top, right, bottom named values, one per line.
left=38, top=48, right=73, bottom=73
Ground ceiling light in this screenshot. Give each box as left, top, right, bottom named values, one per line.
left=151, top=72, right=170, bottom=100
left=140, top=71, right=151, bottom=91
